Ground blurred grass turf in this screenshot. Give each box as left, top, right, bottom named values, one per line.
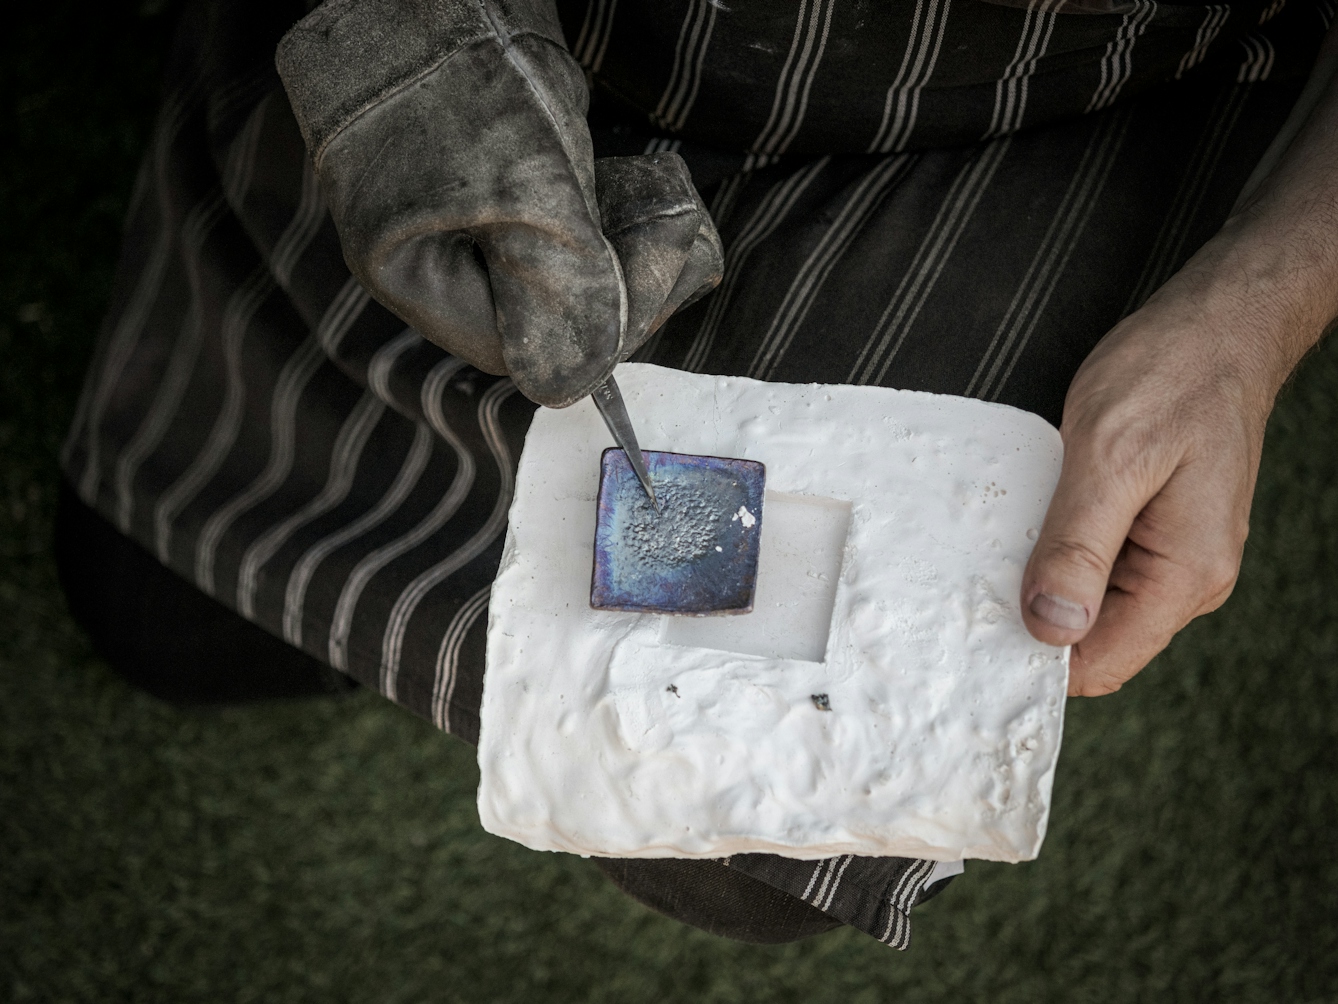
left=3, top=3, right=1338, bottom=1001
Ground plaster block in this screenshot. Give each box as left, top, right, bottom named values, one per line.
left=479, top=364, right=1068, bottom=862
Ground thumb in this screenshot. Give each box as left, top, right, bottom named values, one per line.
left=1021, top=442, right=1159, bottom=647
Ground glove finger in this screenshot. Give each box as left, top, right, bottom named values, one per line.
left=483, top=220, right=625, bottom=408
left=595, top=153, right=723, bottom=355
left=659, top=214, right=725, bottom=319
left=375, top=231, right=506, bottom=374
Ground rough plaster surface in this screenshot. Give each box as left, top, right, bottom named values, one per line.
left=478, top=364, right=1068, bottom=862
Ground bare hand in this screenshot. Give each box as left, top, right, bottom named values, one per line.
left=1020, top=273, right=1277, bottom=696
left=1022, top=26, right=1338, bottom=694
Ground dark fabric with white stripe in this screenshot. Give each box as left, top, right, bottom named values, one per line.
left=593, top=857, right=846, bottom=943
left=55, top=481, right=358, bottom=704
left=562, top=0, right=1297, bottom=157
left=727, top=854, right=938, bottom=948
left=60, top=0, right=1328, bottom=948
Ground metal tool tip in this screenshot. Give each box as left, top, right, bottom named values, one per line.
left=591, top=374, right=660, bottom=511
left=627, top=455, right=659, bottom=513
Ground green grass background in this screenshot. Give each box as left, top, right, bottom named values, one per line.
left=3, top=3, right=1337, bottom=1001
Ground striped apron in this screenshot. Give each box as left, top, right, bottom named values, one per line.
left=59, top=0, right=1330, bottom=947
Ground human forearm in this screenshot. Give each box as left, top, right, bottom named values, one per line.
left=1177, top=22, right=1338, bottom=397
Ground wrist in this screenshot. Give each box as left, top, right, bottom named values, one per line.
left=1152, top=212, right=1338, bottom=405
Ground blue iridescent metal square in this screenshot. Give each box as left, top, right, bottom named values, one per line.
left=591, top=449, right=766, bottom=615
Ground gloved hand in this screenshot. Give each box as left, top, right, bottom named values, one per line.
left=276, top=0, right=722, bottom=407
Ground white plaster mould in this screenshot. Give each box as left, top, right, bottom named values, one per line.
left=478, top=364, right=1068, bottom=862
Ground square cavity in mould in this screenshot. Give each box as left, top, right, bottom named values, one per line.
left=663, top=491, right=850, bottom=662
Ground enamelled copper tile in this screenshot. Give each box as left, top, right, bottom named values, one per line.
left=590, top=449, right=766, bottom=615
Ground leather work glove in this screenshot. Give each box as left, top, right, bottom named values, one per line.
left=276, top=0, right=723, bottom=408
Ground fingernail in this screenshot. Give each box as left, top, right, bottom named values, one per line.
left=1029, top=592, right=1090, bottom=632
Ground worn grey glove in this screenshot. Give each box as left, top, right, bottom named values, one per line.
left=276, top=0, right=722, bottom=407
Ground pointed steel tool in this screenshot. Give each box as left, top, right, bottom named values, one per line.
left=591, top=374, right=658, bottom=510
